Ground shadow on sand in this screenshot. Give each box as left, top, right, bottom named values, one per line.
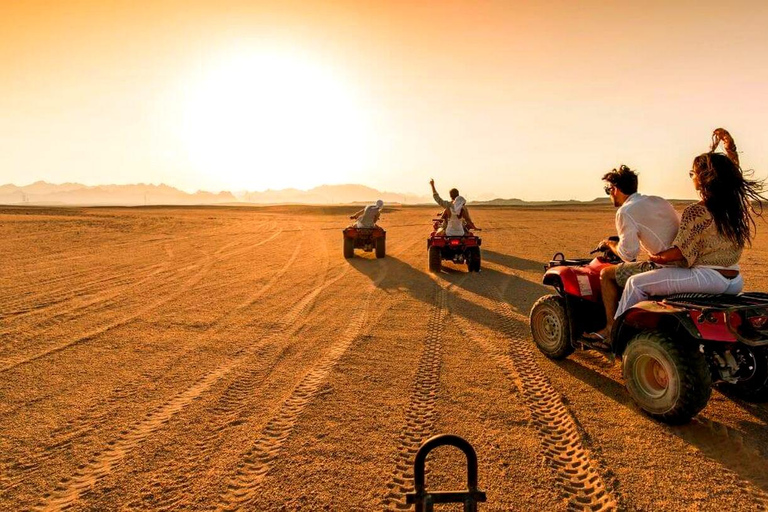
left=349, top=253, right=768, bottom=493
left=557, top=356, right=768, bottom=492
left=482, top=249, right=545, bottom=273
left=348, top=254, right=547, bottom=332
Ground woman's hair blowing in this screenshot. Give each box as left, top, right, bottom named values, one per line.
left=694, top=128, right=765, bottom=247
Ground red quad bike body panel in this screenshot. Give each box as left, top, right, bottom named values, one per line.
left=344, top=226, right=385, bottom=240
left=344, top=226, right=386, bottom=250
left=621, top=304, right=738, bottom=342
left=428, top=234, right=481, bottom=249
left=543, top=257, right=612, bottom=303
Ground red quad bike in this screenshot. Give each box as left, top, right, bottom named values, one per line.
left=343, top=226, right=386, bottom=259
left=427, top=215, right=482, bottom=273
left=529, top=239, right=768, bottom=424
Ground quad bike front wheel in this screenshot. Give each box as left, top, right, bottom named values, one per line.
left=375, top=235, right=386, bottom=259
left=428, top=246, right=441, bottom=272
left=343, top=237, right=354, bottom=259
left=623, top=331, right=711, bottom=424
left=530, top=295, right=573, bottom=359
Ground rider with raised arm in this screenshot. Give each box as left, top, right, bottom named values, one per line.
left=587, top=165, right=680, bottom=342
left=429, top=179, right=477, bottom=236
left=616, top=128, right=765, bottom=316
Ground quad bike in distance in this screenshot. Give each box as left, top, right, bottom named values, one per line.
left=427, top=215, right=481, bottom=273
left=343, top=226, right=386, bottom=259
left=529, top=239, right=768, bottom=424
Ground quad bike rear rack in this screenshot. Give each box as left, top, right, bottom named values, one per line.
left=659, top=292, right=768, bottom=346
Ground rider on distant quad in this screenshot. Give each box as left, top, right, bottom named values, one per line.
left=350, top=199, right=384, bottom=228
left=587, top=165, right=680, bottom=341
left=429, top=179, right=477, bottom=235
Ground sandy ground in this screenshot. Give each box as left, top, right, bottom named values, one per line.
left=2, top=204, right=768, bottom=511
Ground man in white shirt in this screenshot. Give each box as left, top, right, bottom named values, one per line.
left=350, top=199, right=383, bottom=228
left=589, top=165, right=680, bottom=341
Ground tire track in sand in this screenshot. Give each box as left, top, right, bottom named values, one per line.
left=1, top=238, right=305, bottom=497
left=0, top=230, right=204, bottom=314
left=34, top=250, right=349, bottom=511
left=454, top=275, right=619, bottom=511
left=382, top=277, right=455, bottom=511
left=211, top=241, right=418, bottom=512
left=0, top=257, right=172, bottom=339
left=213, top=288, right=375, bottom=511
left=0, top=228, right=283, bottom=373
left=113, top=229, right=338, bottom=511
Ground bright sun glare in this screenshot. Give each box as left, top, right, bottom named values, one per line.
left=183, top=52, right=372, bottom=191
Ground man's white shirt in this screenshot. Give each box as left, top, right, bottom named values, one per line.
left=615, top=193, right=680, bottom=262
left=355, top=205, right=380, bottom=228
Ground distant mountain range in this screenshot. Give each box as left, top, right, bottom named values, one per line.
left=238, top=184, right=432, bottom=205
left=0, top=181, right=619, bottom=206
left=0, top=182, right=236, bottom=206
left=0, top=182, right=435, bottom=206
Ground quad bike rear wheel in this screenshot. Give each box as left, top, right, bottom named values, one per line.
left=343, top=237, right=354, bottom=259
left=623, top=331, right=711, bottom=424
left=719, top=347, right=768, bottom=402
left=466, top=247, right=481, bottom=272
left=375, top=235, right=386, bottom=259
left=428, top=246, right=441, bottom=272
left=530, top=295, right=573, bottom=359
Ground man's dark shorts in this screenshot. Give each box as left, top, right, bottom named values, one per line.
left=615, top=261, right=658, bottom=288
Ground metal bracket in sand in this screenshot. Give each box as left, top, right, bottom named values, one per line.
left=405, top=434, right=487, bottom=512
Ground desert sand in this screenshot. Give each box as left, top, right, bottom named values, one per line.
left=2, top=204, right=768, bottom=511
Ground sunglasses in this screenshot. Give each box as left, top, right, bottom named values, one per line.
left=604, top=185, right=614, bottom=195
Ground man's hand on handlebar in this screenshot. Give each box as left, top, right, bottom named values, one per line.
left=591, top=237, right=621, bottom=262
left=591, top=239, right=611, bottom=253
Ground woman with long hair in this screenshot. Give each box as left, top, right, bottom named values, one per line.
left=615, top=128, right=765, bottom=317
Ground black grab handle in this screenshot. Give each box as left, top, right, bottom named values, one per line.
left=405, top=434, right=487, bottom=512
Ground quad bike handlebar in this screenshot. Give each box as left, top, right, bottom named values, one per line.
left=589, top=236, right=621, bottom=263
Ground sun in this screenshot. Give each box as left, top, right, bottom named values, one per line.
left=182, top=51, right=372, bottom=191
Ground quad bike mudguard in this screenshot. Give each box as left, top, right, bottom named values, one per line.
left=542, top=257, right=612, bottom=303
left=344, top=226, right=385, bottom=241
left=427, top=235, right=481, bottom=249
left=616, top=293, right=768, bottom=349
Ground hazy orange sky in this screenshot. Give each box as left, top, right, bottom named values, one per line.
left=2, top=0, right=767, bottom=200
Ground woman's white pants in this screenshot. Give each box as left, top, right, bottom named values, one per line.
left=615, top=267, right=744, bottom=318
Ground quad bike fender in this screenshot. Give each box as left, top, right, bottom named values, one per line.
left=543, top=266, right=601, bottom=303
left=428, top=235, right=444, bottom=248
left=613, top=301, right=738, bottom=355
left=345, top=227, right=385, bottom=239
left=428, top=236, right=480, bottom=248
